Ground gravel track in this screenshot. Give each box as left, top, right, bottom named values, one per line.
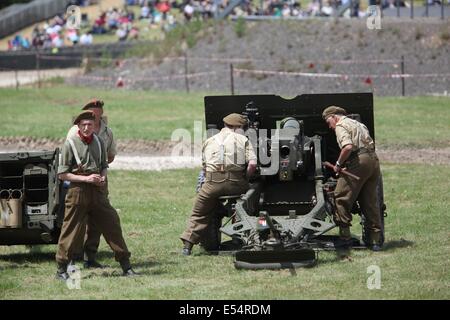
left=0, top=137, right=449, bottom=170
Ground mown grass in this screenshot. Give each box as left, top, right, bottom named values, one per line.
left=0, top=164, right=448, bottom=299
left=0, top=85, right=449, bottom=148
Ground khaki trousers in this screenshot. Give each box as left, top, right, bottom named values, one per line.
left=83, top=178, right=108, bottom=261
left=180, top=179, right=249, bottom=244
left=334, top=152, right=382, bottom=244
left=83, top=220, right=102, bottom=261
left=55, top=182, right=130, bottom=265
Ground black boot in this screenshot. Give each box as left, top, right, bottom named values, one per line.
left=83, top=260, right=105, bottom=269
left=181, top=240, right=193, bottom=256
left=120, top=260, right=138, bottom=277
left=370, top=244, right=383, bottom=252
left=55, top=262, right=69, bottom=281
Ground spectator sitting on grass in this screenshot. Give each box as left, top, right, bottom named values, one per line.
left=92, top=12, right=107, bottom=34
left=66, top=29, right=79, bottom=45
left=162, top=14, right=176, bottom=32
left=107, top=8, right=120, bottom=29
left=129, top=26, right=140, bottom=40
left=282, top=3, right=291, bottom=17
left=140, top=4, right=151, bottom=19
left=183, top=1, right=194, bottom=21
left=306, top=0, right=321, bottom=16
left=321, top=0, right=334, bottom=16
left=157, top=0, right=171, bottom=20
left=116, top=26, right=128, bottom=41
left=80, top=32, right=93, bottom=45
left=11, top=35, right=30, bottom=50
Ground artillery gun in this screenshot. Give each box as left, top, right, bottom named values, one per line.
left=202, top=93, right=386, bottom=269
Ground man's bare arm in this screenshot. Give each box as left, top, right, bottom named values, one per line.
left=246, top=160, right=257, bottom=177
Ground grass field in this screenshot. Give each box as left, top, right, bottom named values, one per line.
left=0, top=85, right=449, bottom=147
left=0, top=164, right=449, bottom=299
left=0, top=86, right=449, bottom=299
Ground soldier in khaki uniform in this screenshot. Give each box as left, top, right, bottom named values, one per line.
left=56, top=110, right=137, bottom=280
left=322, top=106, right=383, bottom=251
left=180, top=113, right=257, bottom=255
left=66, top=99, right=117, bottom=268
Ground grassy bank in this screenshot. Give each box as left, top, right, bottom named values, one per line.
left=0, top=86, right=449, bottom=148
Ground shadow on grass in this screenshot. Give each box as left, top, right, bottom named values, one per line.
left=81, top=260, right=171, bottom=279
left=0, top=251, right=55, bottom=263
left=382, top=238, right=414, bottom=251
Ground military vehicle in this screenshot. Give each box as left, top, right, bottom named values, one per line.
left=202, top=93, right=386, bottom=269
left=0, top=150, right=63, bottom=245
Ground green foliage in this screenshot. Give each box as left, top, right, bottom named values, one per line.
left=124, top=20, right=213, bottom=62
left=440, top=31, right=450, bottom=41
left=234, top=17, right=246, bottom=38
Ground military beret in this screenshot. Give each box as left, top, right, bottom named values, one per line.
left=322, top=106, right=347, bottom=120
left=82, top=99, right=104, bottom=110
left=73, top=110, right=96, bottom=125
left=223, top=113, right=247, bottom=127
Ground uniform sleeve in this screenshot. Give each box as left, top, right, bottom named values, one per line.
left=246, top=139, right=257, bottom=163
left=201, top=140, right=207, bottom=168
left=335, top=124, right=353, bottom=149
left=107, top=128, right=117, bottom=157
left=57, top=140, right=74, bottom=174
left=99, top=138, right=109, bottom=171
left=66, top=125, right=78, bottom=139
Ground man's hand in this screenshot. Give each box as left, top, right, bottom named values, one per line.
left=85, top=174, right=105, bottom=186
left=333, top=163, right=342, bottom=174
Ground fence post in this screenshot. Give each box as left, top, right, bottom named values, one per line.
left=441, top=1, right=444, bottom=20
left=401, top=55, right=405, bottom=97
left=36, top=51, right=41, bottom=89
left=410, top=0, right=414, bottom=19
left=230, top=64, right=234, bottom=95
left=184, top=53, right=189, bottom=93
left=425, top=0, right=428, bottom=18
left=15, top=70, right=19, bottom=90
left=396, top=0, right=400, bottom=17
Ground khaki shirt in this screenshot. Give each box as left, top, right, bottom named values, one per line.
left=335, top=116, right=375, bottom=151
left=203, top=127, right=257, bottom=172
left=67, top=118, right=117, bottom=158
left=58, top=133, right=108, bottom=175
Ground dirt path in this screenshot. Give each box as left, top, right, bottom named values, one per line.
left=0, top=137, right=449, bottom=170
left=0, top=68, right=82, bottom=88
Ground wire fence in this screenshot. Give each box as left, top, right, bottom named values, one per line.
left=1, top=54, right=449, bottom=96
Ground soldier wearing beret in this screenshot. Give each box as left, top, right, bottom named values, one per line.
left=180, top=113, right=258, bottom=255
left=55, top=110, right=137, bottom=280
left=66, top=99, right=117, bottom=268
left=322, top=106, right=383, bottom=251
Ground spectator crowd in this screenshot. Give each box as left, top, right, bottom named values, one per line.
left=5, top=0, right=449, bottom=51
